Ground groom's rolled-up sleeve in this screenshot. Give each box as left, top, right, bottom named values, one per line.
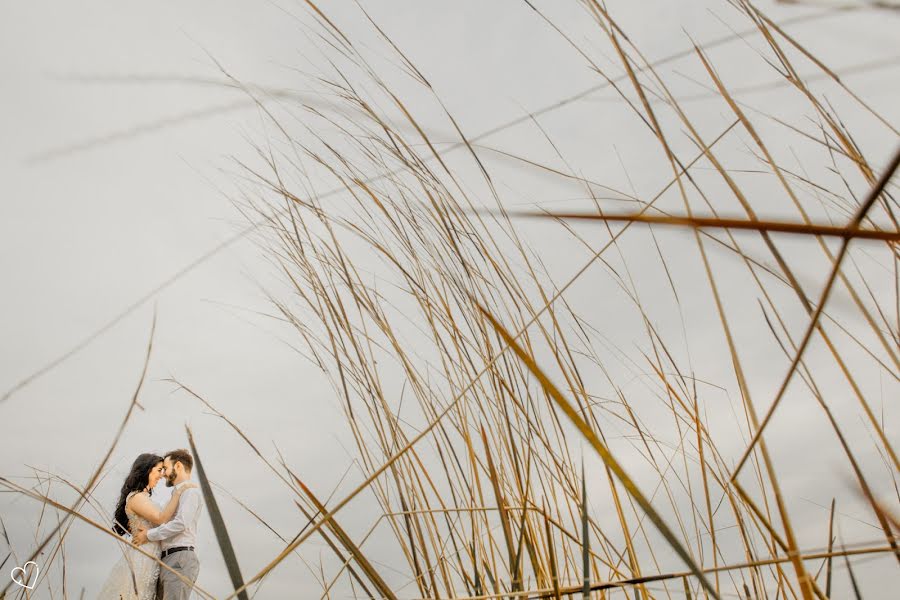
left=146, top=488, right=201, bottom=542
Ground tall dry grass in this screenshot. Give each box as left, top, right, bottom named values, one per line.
left=2, top=1, right=897, bottom=599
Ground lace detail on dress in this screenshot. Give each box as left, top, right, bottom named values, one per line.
left=96, top=491, right=160, bottom=600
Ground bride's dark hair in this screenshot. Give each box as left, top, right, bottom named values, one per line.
left=112, top=453, right=162, bottom=536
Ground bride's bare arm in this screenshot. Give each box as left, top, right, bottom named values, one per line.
left=128, top=484, right=198, bottom=526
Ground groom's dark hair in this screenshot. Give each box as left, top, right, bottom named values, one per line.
left=167, top=449, right=194, bottom=472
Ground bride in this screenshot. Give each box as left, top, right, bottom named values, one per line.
left=96, top=453, right=197, bottom=600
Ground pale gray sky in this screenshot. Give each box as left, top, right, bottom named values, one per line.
left=1, top=1, right=898, bottom=598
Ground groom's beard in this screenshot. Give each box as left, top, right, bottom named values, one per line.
left=165, top=473, right=176, bottom=487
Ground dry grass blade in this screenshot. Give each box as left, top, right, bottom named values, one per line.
left=542, top=499, right=561, bottom=600
left=843, top=546, right=864, bottom=600
left=186, top=426, right=249, bottom=600
left=492, top=211, right=900, bottom=242
left=579, top=462, right=589, bottom=600
left=826, top=499, right=836, bottom=597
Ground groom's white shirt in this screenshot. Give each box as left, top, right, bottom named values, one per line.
left=147, top=481, right=202, bottom=551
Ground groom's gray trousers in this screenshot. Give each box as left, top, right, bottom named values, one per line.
left=156, top=550, right=200, bottom=600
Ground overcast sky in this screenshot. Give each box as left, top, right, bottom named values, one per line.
left=1, top=1, right=898, bottom=598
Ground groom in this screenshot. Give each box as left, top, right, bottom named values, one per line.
left=134, top=449, right=203, bottom=600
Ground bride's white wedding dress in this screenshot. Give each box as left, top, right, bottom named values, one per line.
left=96, top=491, right=160, bottom=600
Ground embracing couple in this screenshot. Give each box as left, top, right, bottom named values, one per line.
left=96, top=449, right=203, bottom=600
